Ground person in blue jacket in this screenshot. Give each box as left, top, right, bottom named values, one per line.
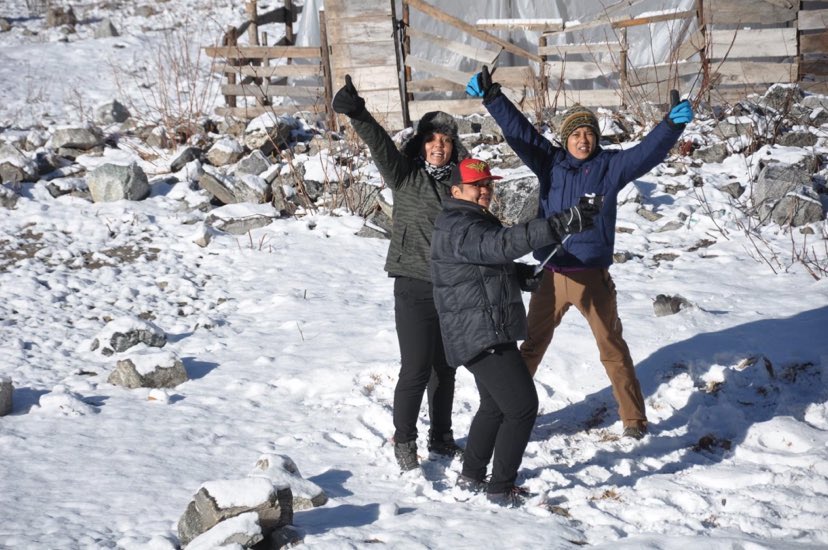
left=466, top=66, right=693, bottom=439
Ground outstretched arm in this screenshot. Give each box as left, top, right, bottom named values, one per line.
left=467, top=67, right=558, bottom=177
left=333, top=75, right=413, bottom=188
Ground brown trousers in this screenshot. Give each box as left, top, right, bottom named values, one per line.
left=519, top=268, right=647, bottom=426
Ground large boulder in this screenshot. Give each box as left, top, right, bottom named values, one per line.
left=90, top=316, right=167, bottom=356
left=108, top=350, right=188, bottom=389
left=490, top=174, right=539, bottom=226
left=752, top=163, right=822, bottom=226
left=87, top=162, right=150, bottom=202
left=177, top=478, right=293, bottom=547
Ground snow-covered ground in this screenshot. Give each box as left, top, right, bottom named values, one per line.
left=1, top=1, right=828, bottom=549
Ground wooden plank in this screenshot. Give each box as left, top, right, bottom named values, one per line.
left=406, top=77, right=464, bottom=93
left=625, top=62, right=704, bottom=87
left=801, top=59, right=828, bottom=75
left=204, top=46, right=321, bottom=59
left=676, top=29, right=707, bottom=61
left=712, top=60, right=798, bottom=84
left=406, top=55, right=470, bottom=86
left=707, top=28, right=797, bottom=59
left=405, top=0, right=541, bottom=62
left=801, top=31, right=828, bottom=54
left=220, top=83, right=325, bottom=99
left=407, top=27, right=501, bottom=65
left=212, top=64, right=321, bottom=78
left=612, top=10, right=695, bottom=29
left=216, top=104, right=328, bottom=118
left=474, top=18, right=564, bottom=32
left=542, top=9, right=689, bottom=38
left=552, top=89, right=623, bottom=108
left=492, top=66, right=536, bottom=88
left=799, top=9, right=828, bottom=31
left=704, top=0, right=797, bottom=25
left=409, top=99, right=486, bottom=119
left=329, top=41, right=397, bottom=67
left=333, top=68, right=398, bottom=92
left=544, top=60, right=619, bottom=80
left=539, top=42, right=622, bottom=57
left=323, top=0, right=388, bottom=18
left=325, top=15, right=392, bottom=45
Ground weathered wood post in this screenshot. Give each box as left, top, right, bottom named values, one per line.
left=319, top=9, right=336, bottom=131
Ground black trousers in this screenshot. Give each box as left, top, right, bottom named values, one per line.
left=393, top=277, right=456, bottom=443
left=462, top=343, right=538, bottom=493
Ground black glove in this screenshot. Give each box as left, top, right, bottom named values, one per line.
left=549, top=195, right=603, bottom=235
left=514, top=262, right=542, bottom=292
left=332, top=74, right=366, bottom=117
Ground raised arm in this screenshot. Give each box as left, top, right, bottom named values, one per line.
left=467, top=67, right=558, bottom=177
left=333, top=75, right=414, bottom=188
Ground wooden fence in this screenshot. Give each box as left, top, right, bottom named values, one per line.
left=398, top=0, right=826, bottom=117
left=205, top=0, right=827, bottom=127
left=204, top=0, right=335, bottom=129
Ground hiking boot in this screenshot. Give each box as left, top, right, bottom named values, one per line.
left=455, top=474, right=487, bottom=494
left=427, top=430, right=464, bottom=458
left=623, top=423, right=648, bottom=440
left=486, top=485, right=529, bottom=508
left=393, top=439, right=419, bottom=472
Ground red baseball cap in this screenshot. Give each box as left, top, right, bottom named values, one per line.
left=450, top=158, right=503, bottom=185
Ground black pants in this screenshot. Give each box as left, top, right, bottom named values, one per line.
left=462, top=343, right=538, bottom=493
left=393, top=276, right=456, bottom=443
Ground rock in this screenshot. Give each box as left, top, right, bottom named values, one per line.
left=170, top=147, right=203, bottom=172
left=489, top=174, right=539, bottom=225
left=0, top=18, right=11, bottom=32
left=87, top=162, right=150, bottom=202
left=234, top=174, right=272, bottom=204
left=249, top=454, right=329, bottom=511
left=205, top=203, right=278, bottom=235
left=653, top=294, right=691, bottom=317
left=770, top=194, right=824, bottom=227
left=715, top=180, right=745, bottom=199
left=236, top=150, right=272, bottom=176
left=206, top=137, right=245, bottom=167
left=90, top=316, right=167, bottom=356
left=51, top=126, right=104, bottom=151
left=198, top=169, right=237, bottom=205
left=637, top=207, right=663, bottom=222
left=0, top=184, right=18, bottom=209
left=758, top=83, right=802, bottom=112
left=95, top=100, right=130, bottom=124
left=107, top=350, right=188, bottom=389
left=177, top=478, right=293, bottom=547
left=0, top=377, right=12, bottom=416
left=0, top=143, right=38, bottom=183
left=692, top=142, right=729, bottom=164
left=94, top=18, right=119, bottom=38
left=186, top=512, right=263, bottom=550
left=46, top=6, right=77, bottom=28
left=776, top=131, right=818, bottom=148
left=751, top=163, right=818, bottom=224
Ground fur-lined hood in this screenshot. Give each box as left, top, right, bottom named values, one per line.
left=400, top=111, right=469, bottom=163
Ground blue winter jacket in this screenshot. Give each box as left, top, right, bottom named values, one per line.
left=485, top=94, right=684, bottom=268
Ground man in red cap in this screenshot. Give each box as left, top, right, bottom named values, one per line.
left=431, top=158, right=600, bottom=507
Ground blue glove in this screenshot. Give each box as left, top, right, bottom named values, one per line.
left=668, top=100, right=693, bottom=125
left=466, top=72, right=485, bottom=97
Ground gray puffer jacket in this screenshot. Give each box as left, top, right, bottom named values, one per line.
left=431, top=197, right=569, bottom=367
left=349, top=110, right=466, bottom=282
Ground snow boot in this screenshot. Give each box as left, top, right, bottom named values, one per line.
left=393, top=439, right=419, bottom=472
left=427, top=429, right=464, bottom=458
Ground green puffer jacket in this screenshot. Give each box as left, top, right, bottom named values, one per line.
left=349, top=110, right=454, bottom=282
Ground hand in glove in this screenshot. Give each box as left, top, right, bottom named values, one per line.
left=549, top=195, right=603, bottom=235
left=514, top=262, right=542, bottom=293
left=332, top=74, right=366, bottom=117
left=667, top=99, right=693, bottom=126
left=465, top=65, right=501, bottom=102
